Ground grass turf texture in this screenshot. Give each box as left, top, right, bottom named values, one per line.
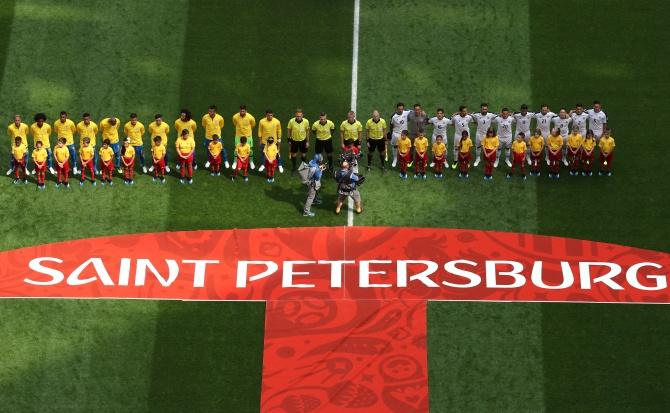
left=0, top=0, right=668, bottom=412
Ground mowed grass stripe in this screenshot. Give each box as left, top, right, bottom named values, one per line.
left=0, top=0, right=190, bottom=250
left=0, top=1, right=189, bottom=411
left=530, top=1, right=670, bottom=411
left=356, top=1, right=543, bottom=411
left=147, top=2, right=354, bottom=412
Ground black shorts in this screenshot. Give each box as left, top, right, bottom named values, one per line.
left=290, top=139, right=308, bottom=153
left=315, top=139, right=333, bottom=154
left=368, top=138, right=386, bottom=152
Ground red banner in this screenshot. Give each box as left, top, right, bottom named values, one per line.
left=0, top=227, right=668, bottom=412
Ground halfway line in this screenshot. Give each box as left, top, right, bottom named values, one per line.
left=348, top=0, right=360, bottom=227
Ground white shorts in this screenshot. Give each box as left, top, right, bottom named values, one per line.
left=474, top=132, right=485, bottom=147
left=517, top=130, right=531, bottom=142
left=499, top=137, right=513, bottom=149
left=593, top=130, right=603, bottom=141
left=391, top=131, right=403, bottom=145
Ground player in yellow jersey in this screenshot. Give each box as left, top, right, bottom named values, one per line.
left=598, top=128, right=616, bottom=176
left=175, top=109, right=198, bottom=171
left=340, top=111, right=362, bottom=148
left=507, top=133, right=528, bottom=180
left=232, top=136, right=251, bottom=182
left=432, top=135, right=447, bottom=178
left=77, top=113, right=99, bottom=175
left=263, top=137, right=279, bottom=183
left=482, top=128, right=499, bottom=180
left=208, top=135, right=223, bottom=176
left=365, top=110, right=387, bottom=171
left=99, top=139, right=115, bottom=185
left=547, top=128, right=564, bottom=178
left=566, top=126, right=584, bottom=176
left=53, top=111, right=77, bottom=174
left=258, top=109, right=283, bottom=174
left=396, top=130, right=412, bottom=179
left=458, top=131, right=473, bottom=178
left=581, top=130, right=596, bottom=176
left=7, top=114, right=29, bottom=175
left=176, top=129, right=195, bottom=184
left=413, top=131, right=429, bottom=179
left=32, top=140, right=48, bottom=189
left=79, top=137, right=96, bottom=186
left=120, top=139, right=136, bottom=185
left=202, top=105, right=229, bottom=170
left=148, top=114, right=171, bottom=174
left=529, top=128, right=545, bottom=176
left=100, top=116, right=121, bottom=170
left=311, top=112, right=336, bottom=171
left=30, top=113, right=55, bottom=175
left=151, top=136, right=166, bottom=183
left=287, top=109, right=310, bottom=175
left=53, top=137, right=71, bottom=187
left=232, top=105, right=256, bottom=170
left=11, top=137, right=28, bottom=184
left=124, top=113, right=146, bottom=173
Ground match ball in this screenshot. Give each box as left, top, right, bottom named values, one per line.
left=604, top=161, right=608, bottom=166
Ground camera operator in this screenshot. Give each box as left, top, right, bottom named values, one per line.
left=335, top=160, right=364, bottom=215
left=301, top=153, right=326, bottom=217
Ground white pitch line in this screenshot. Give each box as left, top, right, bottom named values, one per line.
left=348, top=0, right=360, bottom=227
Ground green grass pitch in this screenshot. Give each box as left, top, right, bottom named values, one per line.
left=0, top=0, right=669, bottom=411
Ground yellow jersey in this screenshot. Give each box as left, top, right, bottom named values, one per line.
left=99, top=146, right=115, bottom=162
left=311, top=120, right=335, bottom=140
left=547, top=135, right=563, bottom=151
left=232, top=112, right=256, bottom=137
left=287, top=117, right=310, bottom=141
left=365, top=118, right=386, bottom=139
left=148, top=121, right=170, bottom=146
left=208, top=140, right=223, bottom=156
left=529, top=135, right=544, bottom=152
left=54, top=146, right=70, bottom=163
left=512, top=140, right=527, bottom=154
left=340, top=120, right=362, bottom=140
left=202, top=113, right=224, bottom=139
left=30, top=123, right=52, bottom=149
left=432, top=142, right=447, bottom=157
left=79, top=145, right=94, bottom=161
left=100, top=118, right=121, bottom=144
left=11, top=143, right=27, bottom=160
left=567, top=133, right=583, bottom=149
left=76, top=121, right=99, bottom=146
left=264, top=143, right=278, bottom=161
left=236, top=143, right=251, bottom=159
left=175, top=118, right=197, bottom=140
left=599, top=136, right=615, bottom=153
left=483, top=136, right=499, bottom=150
left=414, top=136, right=429, bottom=153
left=460, top=137, right=473, bottom=153
left=259, top=118, right=281, bottom=144
left=53, top=119, right=76, bottom=145
left=122, top=145, right=135, bottom=159
left=32, top=147, right=48, bottom=164
left=124, top=121, right=145, bottom=146
left=8, top=122, right=29, bottom=146
left=152, top=144, right=166, bottom=160
left=176, top=137, right=195, bottom=154
left=397, top=138, right=411, bottom=154
left=582, top=138, right=596, bottom=152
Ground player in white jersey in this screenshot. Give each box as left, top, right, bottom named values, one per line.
left=551, top=108, right=572, bottom=165
left=493, top=108, right=515, bottom=167
left=587, top=100, right=607, bottom=141
left=451, top=105, right=473, bottom=169
left=471, top=103, right=497, bottom=167
left=569, top=103, right=589, bottom=137
left=513, top=104, right=535, bottom=164
left=428, top=108, right=451, bottom=167
left=389, top=102, right=411, bottom=168
left=534, top=104, right=556, bottom=164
